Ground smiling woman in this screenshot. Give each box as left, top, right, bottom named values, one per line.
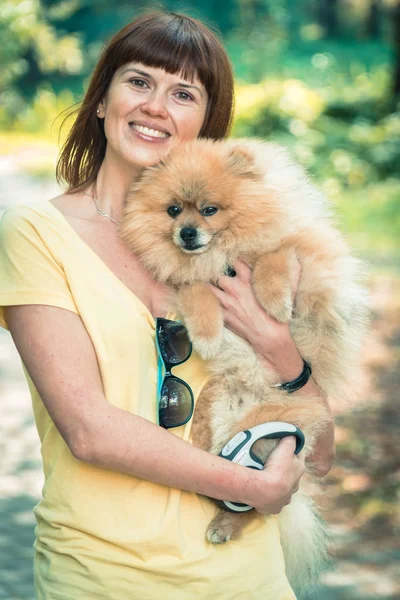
left=95, top=62, right=209, bottom=179
left=0, top=9, right=323, bottom=600
left=57, top=11, right=235, bottom=193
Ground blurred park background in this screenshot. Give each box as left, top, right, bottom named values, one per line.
left=0, top=0, right=399, bottom=598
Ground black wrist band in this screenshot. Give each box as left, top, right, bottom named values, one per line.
left=271, top=359, right=312, bottom=393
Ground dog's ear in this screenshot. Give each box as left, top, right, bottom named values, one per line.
left=226, top=146, right=261, bottom=179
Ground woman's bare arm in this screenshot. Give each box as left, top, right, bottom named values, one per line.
left=4, top=304, right=304, bottom=514
left=210, top=259, right=336, bottom=477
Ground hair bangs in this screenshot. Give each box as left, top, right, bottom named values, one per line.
left=115, top=15, right=211, bottom=89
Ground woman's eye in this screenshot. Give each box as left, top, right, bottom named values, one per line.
left=130, top=78, right=148, bottom=88
left=176, top=91, right=193, bottom=101
left=167, top=205, right=182, bottom=218
left=200, top=206, right=218, bottom=217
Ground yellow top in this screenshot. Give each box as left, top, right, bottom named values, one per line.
left=0, top=201, right=295, bottom=600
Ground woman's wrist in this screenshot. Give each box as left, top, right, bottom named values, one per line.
left=271, top=359, right=312, bottom=393
left=252, top=322, right=305, bottom=382
left=234, top=462, right=274, bottom=508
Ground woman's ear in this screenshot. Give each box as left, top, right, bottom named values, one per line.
left=226, top=146, right=261, bottom=179
left=97, top=101, right=106, bottom=118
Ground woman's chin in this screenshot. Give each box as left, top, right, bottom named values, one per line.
left=126, top=149, right=171, bottom=170
left=124, top=138, right=174, bottom=169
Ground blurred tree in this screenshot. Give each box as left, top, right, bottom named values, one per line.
left=393, top=0, right=400, bottom=101
left=365, top=0, right=381, bottom=40
left=161, top=0, right=237, bottom=33
left=236, top=0, right=270, bottom=34
left=0, top=0, right=239, bottom=102
left=0, top=0, right=397, bottom=127
left=318, top=0, right=339, bottom=38
left=0, top=0, right=86, bottom=124
left=0, top=1, right=87, bottom=93
left=210, top=0, right=237, bottom=34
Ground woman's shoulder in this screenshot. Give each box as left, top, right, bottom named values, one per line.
left=1, top=197, right=60, bottom=225
left=0, top=195, right=74, bottom=254
left=49, top=192, right=83, bottom=216
left=0, top=192, right=84, bottom=233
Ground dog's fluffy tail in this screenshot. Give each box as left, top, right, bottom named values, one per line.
left=278, top=490, right=331, bottom=599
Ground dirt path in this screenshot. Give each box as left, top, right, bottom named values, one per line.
left=315, top=272, right=400, bottom=599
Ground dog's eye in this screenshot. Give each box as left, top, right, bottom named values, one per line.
left=200, top=206, right=218, bottom=217
left=167, top=206, right=182, bottom=218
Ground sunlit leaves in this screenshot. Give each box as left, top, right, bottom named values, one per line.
left=0, top=0, right=84, bottom=89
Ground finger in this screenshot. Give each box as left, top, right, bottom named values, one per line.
left=263, top=436, right=297, bottom=469
left=274, top=435, right=297, bottom=455
left=213, top=271, right=238, bottom=292
left=208, top=284, right=234, bottom=313
left=212, top=274, right=229, bottom=291
left=208, top=282, right=226, bottom=301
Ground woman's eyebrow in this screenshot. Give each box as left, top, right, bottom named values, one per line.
left=120, top=67, right=204, bottom=97
left=120, top=67, right=152, bottom=78
left=178, top=82, right=204, bottom=97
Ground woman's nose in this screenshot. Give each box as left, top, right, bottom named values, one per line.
left=141, top=92, right=168, bottom=119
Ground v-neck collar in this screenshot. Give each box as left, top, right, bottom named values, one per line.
left=45, top=200, right=172, bottom=326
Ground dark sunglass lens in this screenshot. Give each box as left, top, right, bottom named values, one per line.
left=160, top=378, right=193, bottom=427
left=157, top=320, right=191, bottom=365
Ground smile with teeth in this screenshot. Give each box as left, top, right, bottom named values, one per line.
left=130, top=123, right=170, bottom=139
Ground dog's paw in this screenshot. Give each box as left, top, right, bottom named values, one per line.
left=206, top=525, right=232, bottom=545
left=192, top=335, right=223, bottom=360
left=258, top=290, right=293, bottom=323
left=253, top=250, right=296, bottom=323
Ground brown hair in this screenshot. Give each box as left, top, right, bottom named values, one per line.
left=56, top=11, right=235, bottom=191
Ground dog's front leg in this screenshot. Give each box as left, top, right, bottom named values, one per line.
left=177, top=283, right=224, bottom=360
left=252, top=248, right=298, bottom=323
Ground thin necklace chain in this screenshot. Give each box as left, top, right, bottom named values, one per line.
left=83, top=190, right=121, bottom=225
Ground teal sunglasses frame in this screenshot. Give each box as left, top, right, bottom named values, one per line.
left=155, top=317, right=194, bottom=429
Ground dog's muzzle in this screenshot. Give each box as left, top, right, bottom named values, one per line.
left=179, top=227, right=203, bottom=251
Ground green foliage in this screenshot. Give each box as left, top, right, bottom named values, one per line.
left=1, top=0, right=398, bottom=254
left=0, top=84, right=76, bottom=133
left=0, top=0, right=84, bottom=89
left=233, top=65, right=400, bottom=253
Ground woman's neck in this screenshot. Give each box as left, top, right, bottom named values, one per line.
left=92, top=150, right=143, bottom=221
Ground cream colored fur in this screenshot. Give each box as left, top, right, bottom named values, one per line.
left=120, top=138, right=369, bottom=596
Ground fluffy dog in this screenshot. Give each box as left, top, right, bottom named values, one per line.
left=120, top=138, right=369, bottom=595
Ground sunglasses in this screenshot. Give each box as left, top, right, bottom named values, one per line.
left=155, top=318, right=194, bottom=429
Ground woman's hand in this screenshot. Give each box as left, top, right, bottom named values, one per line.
left=210, top=258, right=336, bottom=478
left=246, top=436, right=306, bottom=514
left=209, top=258, right=304, bottom=381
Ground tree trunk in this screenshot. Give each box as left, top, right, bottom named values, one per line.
left=365, top=0, right=380, bottom=40
left=319, top=0, right=339, bottom=38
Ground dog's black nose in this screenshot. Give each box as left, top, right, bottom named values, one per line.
left=180, top=227, right=198, bottom=243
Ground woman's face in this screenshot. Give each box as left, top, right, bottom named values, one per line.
left=98, top=62, right=208, bottom=173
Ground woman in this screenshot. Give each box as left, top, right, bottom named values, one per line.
left=0, top=11, right=334, bottom=599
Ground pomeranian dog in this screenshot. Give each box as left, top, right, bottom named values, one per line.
left=120, top=138, right=369, bottom=595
